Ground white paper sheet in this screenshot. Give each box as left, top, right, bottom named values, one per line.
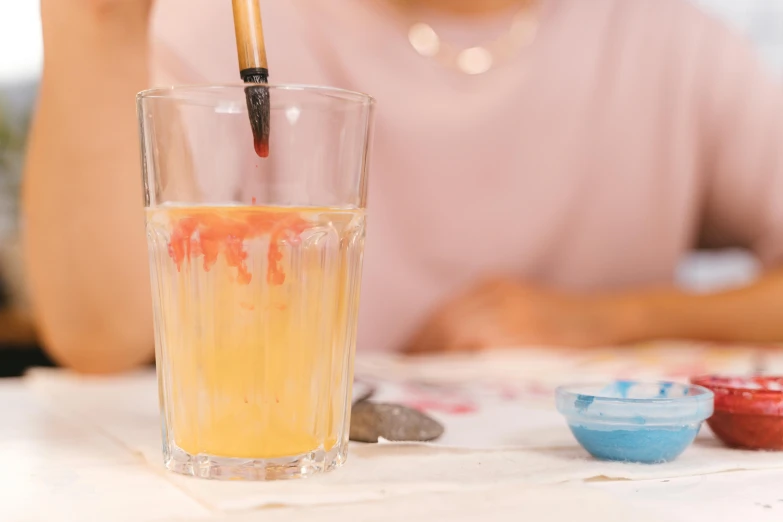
left=162, top=485, right=668, bottom=522
left=24, top=345, right=783, bottom=512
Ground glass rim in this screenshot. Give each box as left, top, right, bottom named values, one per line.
left=555, top=381, right=714, bottom=425
left=555, top=381, right=714, bottom=405
left=691, top=375, right=783, bottom=397
left=137, top=83, right=376, bottom=105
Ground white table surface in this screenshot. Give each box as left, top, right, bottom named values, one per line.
left=2, top=363, right=783, bottom=522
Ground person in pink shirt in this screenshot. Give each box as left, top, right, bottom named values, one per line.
left=23, top=0, right=783, bottom=373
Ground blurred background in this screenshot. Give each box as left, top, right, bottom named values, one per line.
left=0, top=0, right=43, bottom=376
left=0, top=0, right=781, bottom=376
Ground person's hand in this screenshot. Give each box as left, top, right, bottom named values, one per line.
left=403, top=278, right=640, bottom=355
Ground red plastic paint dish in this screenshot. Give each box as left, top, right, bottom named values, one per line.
left=691, top=376, right=783, bottom=450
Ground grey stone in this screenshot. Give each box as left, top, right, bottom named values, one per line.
left=350, top=402, right=444, bottom=443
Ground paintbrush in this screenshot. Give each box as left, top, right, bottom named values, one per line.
left=232, top=0, right=271, bottom=158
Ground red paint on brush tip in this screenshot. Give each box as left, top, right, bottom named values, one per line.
left=254, top=138, right=269, bottom=158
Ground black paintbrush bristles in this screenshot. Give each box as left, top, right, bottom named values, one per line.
left=241, top=68, right=270, bottom=158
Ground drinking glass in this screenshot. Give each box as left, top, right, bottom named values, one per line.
left=137, top=84, right=375, bottom=480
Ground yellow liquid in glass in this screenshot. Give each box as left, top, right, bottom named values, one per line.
left=146, top=205, right=365, bottom=459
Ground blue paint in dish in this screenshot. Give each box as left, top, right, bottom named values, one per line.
left=569, top=424, right=700, bottom=464
left=556, top=380, right=714, bottom=464
left=612, top=380, right=634, bottom=398
left=574, top=394, right=594, bottom=412
left=657, top=382, right=674, bottom=398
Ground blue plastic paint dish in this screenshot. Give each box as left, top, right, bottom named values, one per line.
left=556, top=381, right=714, bottom=464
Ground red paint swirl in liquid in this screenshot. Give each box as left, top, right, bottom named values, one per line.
left=167, top=208, right=308, bottom=285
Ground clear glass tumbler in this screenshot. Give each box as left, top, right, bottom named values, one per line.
left=137, top=85, right=375, bottom=480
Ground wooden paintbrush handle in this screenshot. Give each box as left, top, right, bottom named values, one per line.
left=232, top=0, right=268, bottom=76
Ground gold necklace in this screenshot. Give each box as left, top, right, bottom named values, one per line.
left=406, top=2, right=540, bottom=75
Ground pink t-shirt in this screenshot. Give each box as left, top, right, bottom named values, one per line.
left=150, top=0, right=783, bottom=353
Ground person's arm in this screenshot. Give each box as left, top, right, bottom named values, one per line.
left=402, top=272, right=783, bottom=355
left=23, top=0, right=155, bottom=373
left=596, top=271, right=783, bottom=345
